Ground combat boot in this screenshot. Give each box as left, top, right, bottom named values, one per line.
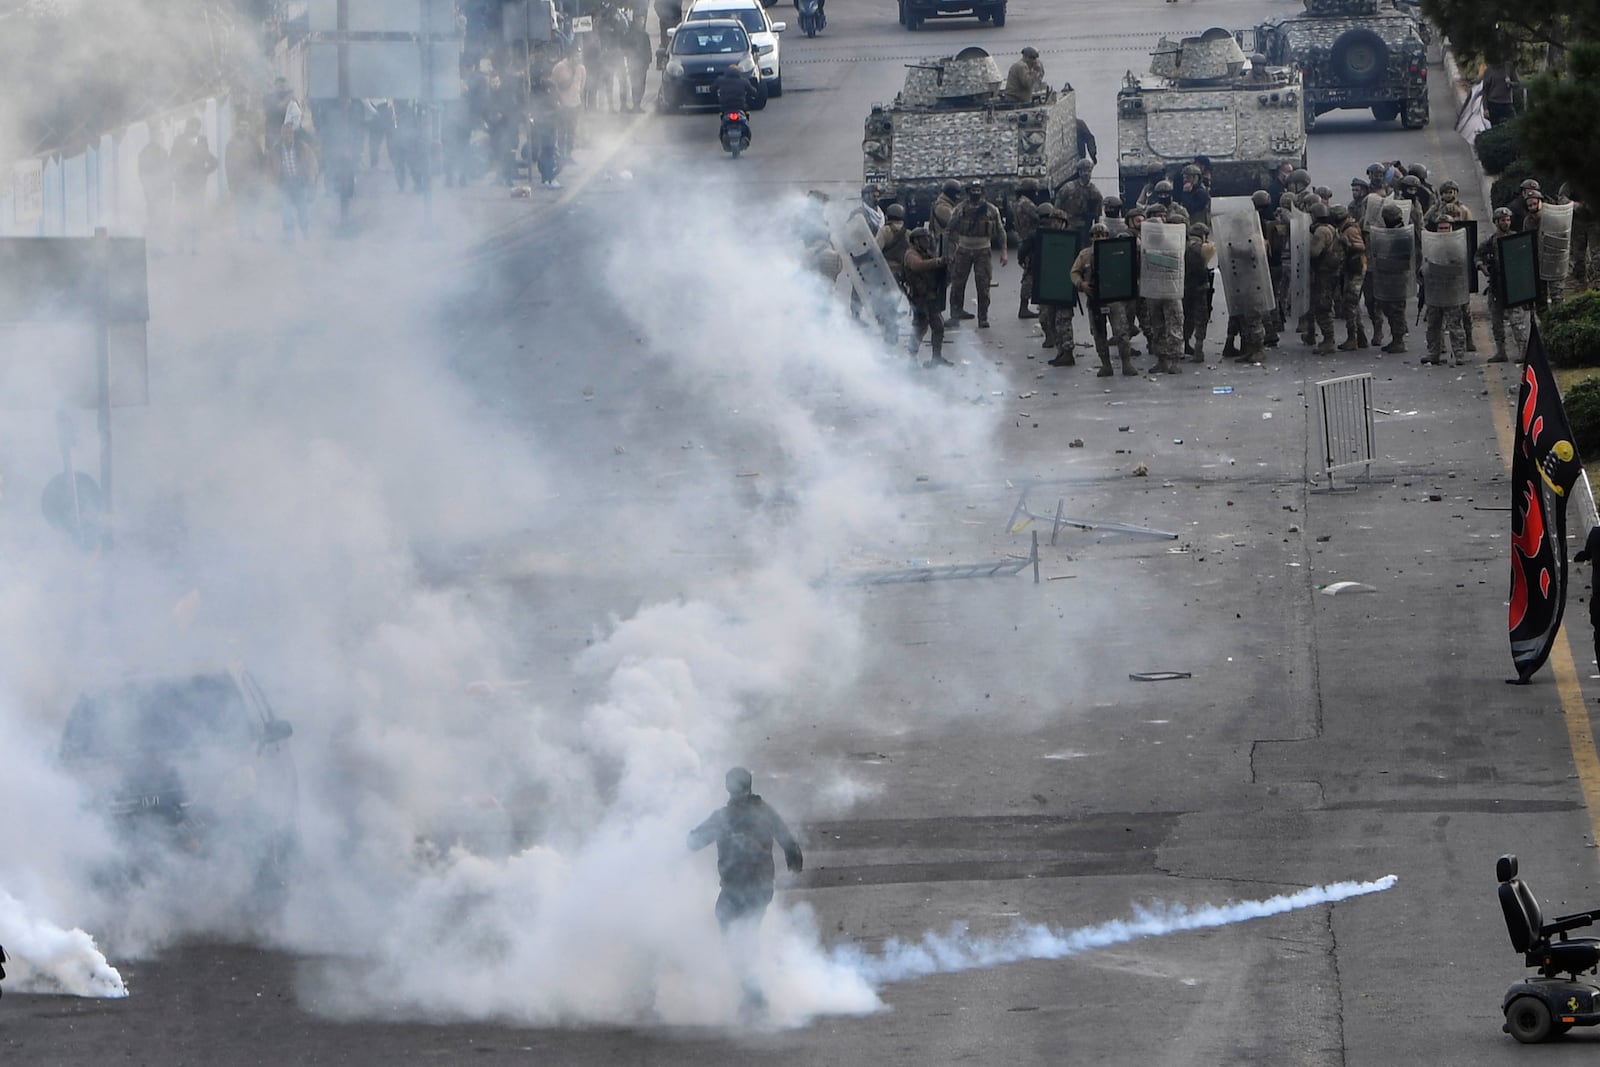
left=1357, top=324, right=1369, bottom=348
left=1381, top=338, right=1407, bottom=354
left=1369, top=319, right=1385, bottom=347
left=1048, top=351, right=1076, bottom=367
left=1019, top=300, right=1039, bottom=320
left=1337, top=329, right=1359, bottom=351
left=1164, top=358, right=1182, bottom=374
left=1096, top=352, right=1114, bottom=377
left=1240, top=342, right=1264, bottom=364
left=1314, top=337, right=1336, bottom=355
left=1488, top=342, right=1509, bottom=364
left=1186, top=340, right=1205, bottom=363
left=1221, top=335, right=1239, bottom=361
left=1121, top=354, right=1138, bottom=376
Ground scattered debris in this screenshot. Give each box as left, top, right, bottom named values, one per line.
left=1068, top=438, right=1085, bottom=448
left=1261, top=412, right=1273, bottom=420
left=1213, top=386, right=1233, bottom=395
left=1129, top=671, right=1191, bottom=682
left=1321, top=581, right=1377, bottom=595
left=1427, top=493, right=1443, bottom=502
left=1173, top=438, right=1183, bottom=445
left=1315, top=534, right=1331, bottom=542
left=1118, top=426, right=1131, bottom=432
left=1132, top=463, right=1149, bottom=477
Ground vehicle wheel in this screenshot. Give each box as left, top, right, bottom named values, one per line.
left=805, top=22, right=815, bottom=36
left=770, top=75, right=783, bottom=96
left=731, top=142, right=743, bottom=160
left=1506, top=996, right=1554, bottom=1044
left=1331, top=28, right=1389, bottom=87
left=752, top=83, right=769, bottom=110
left=907, top=14, right=922, bottom=29
left=1371, top=102, right=1400, bottom=122
left=977, top=10, right=991, bottom=22
left=991, top=3, right=1006, bottom=26
left=898, top=0, right=905, bottom=25
left=1401, top=98, right=1429, bottom=129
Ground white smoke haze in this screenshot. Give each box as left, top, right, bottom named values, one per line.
left=836, top=875, right=1400, bottom=987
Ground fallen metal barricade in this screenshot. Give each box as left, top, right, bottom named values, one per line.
left=1006, top=489, right=1178, bottom=545
left=831, top=531, right=1040, bottom=585
left=1313, top=372, right=1384, bottom=491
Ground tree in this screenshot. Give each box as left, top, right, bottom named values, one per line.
left=1422, top=0, right=1600, bottom=63
left=1518, top=43, right=1600, bottom=205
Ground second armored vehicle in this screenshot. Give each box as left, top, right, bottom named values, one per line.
left=863, top=47, right=1078, bottom=234
left=1116, top=29, right=1307, bottom=204
left=1249, top=0, right=1430, bottom=130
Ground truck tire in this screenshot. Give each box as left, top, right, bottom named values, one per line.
left=1371, top=102, right=1400, bottom=122
left=991, top=3, right=1006, bottom=26
left=1331, top=28, right=1388, bottom=88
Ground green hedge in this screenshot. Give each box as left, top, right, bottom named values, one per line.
left=1475, top=117, right=1524, bottom=176
left=1564, top=376, right=1600, bottom=462
left=1547, top=290, right=1600, bottom=368
left=1490, top=160, right=1561, bottom=211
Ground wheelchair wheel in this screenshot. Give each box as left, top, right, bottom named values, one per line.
left=1506, top=996, right=1554, bottom=1044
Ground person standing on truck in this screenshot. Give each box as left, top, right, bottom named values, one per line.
left=1004, top=47, right=1046, bottom=103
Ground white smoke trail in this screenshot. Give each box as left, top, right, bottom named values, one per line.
left=836, top=875, right=1399, bottom=987
left=0, top=888, right=127, bottom=998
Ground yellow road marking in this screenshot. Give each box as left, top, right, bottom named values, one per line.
left=1484, top=361, right=1600, bottom=839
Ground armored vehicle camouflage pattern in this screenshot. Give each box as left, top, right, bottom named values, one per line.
left=863, top=47, right=1078, bottom=232
left=1116, top=29, right=1307, bottom=204
left=1251, top=0, right=1429, bottom=130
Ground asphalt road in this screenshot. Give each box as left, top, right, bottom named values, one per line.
left=7, top=1, right=1600, bottom=1064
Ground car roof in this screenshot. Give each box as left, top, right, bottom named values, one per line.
left=689, top=0, right=763, bottom=9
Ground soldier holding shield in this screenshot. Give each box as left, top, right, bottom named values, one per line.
left=1369, top=203, right=1414, bottom=353
left=1071, top=223, right=1138, bottom=377
left=1478, top=206, right=1530, bottom=363
left=1421, top=215, right=1471, bottom=366
left=1140, top=220, right=1187, bottom=374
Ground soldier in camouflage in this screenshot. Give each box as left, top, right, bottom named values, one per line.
left=1256, top=190, right=1286, bottom=347
left=1374, top=202, right=1411, bottom=353
left=946, top=180, right=1007, bottom=328
left=877, top=203, right=910, bottom=282
left=1141, top=178, right=1175, bottom=214
left=1477, top=206, right=1529, bottom=364
left=1423, top=214, right=1469, bottom=366
left=1366, top=162, right=1389, bottom=197
left=1054, top=158, right=1103, bottom=254
left=1014, top=178, right=1043, bottom=319
left=1332, top=203, right=1367, bottom=349
left=1103, top=194, right=1127, bottom=235
left=1182, top=223, right=1216, bottom=363
left=1406, top=163, right=1435, bottom=215
left=1305, top=200, right=1341, bottom=354
left=930, top=179, right=962, bottom=246
left=1349, top=176, right=1370, bottom=220
left=1522, top=190, right=1566, bottom=312
left=1004, top=47, right=1046, bottom=103
left=900, top=226, right=951, bottom=367
left=1035, top=204, right=1073, bottom=358
left=1071, top=222, right=1137, bottom=377
left=1509, top=179, right=1541, bottom=231
left=1221, top=191, right=1276, bottom=363
left=1176, top=165, right=1211, bottom=229
left=1424, top=179, right=1471, bottom=227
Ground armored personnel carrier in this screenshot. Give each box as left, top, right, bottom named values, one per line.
left=1116, top=28, right=1307, bottom=205
left=1250, top=0, right=1429, bottom=130
left=862, top=46, right=1078, bottom=232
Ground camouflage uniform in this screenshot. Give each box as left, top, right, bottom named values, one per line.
left=1336, top=213, right=1367, bottom=349
left=1070, top=225, right=1137, bottom=376
left=946, top=188, right=1006, bottom=325
left=1036, top=207, right=1075, bottom=359
left=1181, top=226, right=1215, bottom=362
left=1372, top=212, right=1412, bottom=353
left=1477, top=212, right=1530, bottom=363
left=929, top=182, right=961, bottom=246
left=900, top=229, right=950, bottom=366
left=1013, top=181, right=1042, bottom=317
left=1306, top=210, right=1341, bottom=353
left=1054, top=164, right=1103, bottom=254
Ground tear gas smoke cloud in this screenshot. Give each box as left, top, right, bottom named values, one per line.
left=836, top=875, right=1399, bottom=987
left=0, top=888, right=126, bottom=998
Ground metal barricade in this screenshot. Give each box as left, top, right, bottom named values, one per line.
left=1314, top=372, right=1378, bottom=491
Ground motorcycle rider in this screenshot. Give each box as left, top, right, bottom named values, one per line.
left=714, top=63, right=753, bottom=149
left=793, top=0, right=824, bottom=22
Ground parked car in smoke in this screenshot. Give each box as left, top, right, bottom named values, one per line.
left=682, top=0, right=786, bottom=96
left=658, top=18, right=769, bottom=111
left=58, top=665, right=298, bottom=895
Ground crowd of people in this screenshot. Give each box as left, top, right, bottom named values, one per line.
left=827, top=151, right=1588, bottom=376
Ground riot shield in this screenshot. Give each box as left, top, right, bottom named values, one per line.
left=1498, top=230, right=1539, bottom=309
left=1287, top=208, right=1311, bottom=320
left=1367, top=227, right=1415, bottom=304
left=1094, top=235, right=1139, bottom=303
left=1138, top=222, right=1186, bottom=300
left=1033, top=230, right=1081, bottom=307
left=1210, top=197, right=1275, bottom=317
left=1461, top=220, right=1478, bottom=293
left=833, top=213, right=906, bottom=330
left=1361, top=194, right=1401, bottom=233
left=1104, top=217, right=1129, bottom=237
left=1538, top=201, right=1574, bottom=282
left=1421, top=228, right=1469, bottom=308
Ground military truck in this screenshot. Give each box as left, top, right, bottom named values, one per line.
left=862, top=47, right=1078, bottom=235
left=1249, top=0, right=1430, bottom=130
left=1116, top=28, right=1307, bottom=205
left=898, top=0, right=1005, bottom=29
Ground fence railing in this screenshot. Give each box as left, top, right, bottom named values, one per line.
left=1314, top=372, right=1378, bottom=491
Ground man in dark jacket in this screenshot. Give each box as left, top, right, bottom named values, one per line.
left=715, top=64, right=753, bottom=111
left=1575, top=527, right=1600, bottom=674
left=689, top=766, right=802, bottom=932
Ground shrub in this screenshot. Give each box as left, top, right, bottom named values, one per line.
left=1546, top=290, right=1600, bottom=368
left=1563, top=376, right=1600, bottom=462
left=1475, top=117, right=1524, bottom=176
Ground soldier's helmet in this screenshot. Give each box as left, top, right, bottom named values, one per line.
left=1351, top=176, right=1370, bottom=190
left=1018, top=177, right=1039, bottom=192
left=1154, top=179, right=1174, bottom=194
left=1182, top=164, right=1202, bottom=178
left=1381, top=203, right=1404, bottom=225
left=1076, top=157, right=1094, bottom=173
left=1278, top=193, right=1295, bottom=211
left=909, top=225, right=934, bottom=244
left=1252, top=189, right=1273, bottom=208
left=1125, top=203, right=1146, bottom=219
left=1308, top=200, right=1329, bottom=219
left=1104, top=194, right=1123, bottom=209
left=943, top=179, right=963, bottom=198
left=1167, top=204, right=1190, bottom=223
left=1288, top=167, right=1311, bottom=187
left=1493, top=206, right=1513, bottom=220
left=1407, top=162, right=1429, bottom=182
left=1527, top=189, right=1545, bottom=202
left=1439, top=179, right=1460, bottom=195
left=1400, top=175, right=1421, bottom=191
left=1147, top=202, right=1168, bottom=217
left=1188, top=222, right=1210, bottom=238
left=885, top=203, right=906, bottom=220
left=1329, top=203, right=1349, bottom=222
left=1090, top=222, right=1111, bottom=237
left=726, top=767, right=753, bottom=795
left=967, top=180, right=984, bottom=193
left=1368, top=162, right=1387, bottom=178
left=1037, top=203, right=1058, bottom=218
left=1520, top=178, right=1541, bottom=192
left=1313, top=185, right=1332, bottom=199
left=1021, top=46, right=1039, bottom=59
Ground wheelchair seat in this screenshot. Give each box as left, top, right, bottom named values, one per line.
left=1499, top=854, right=1600, bottom=979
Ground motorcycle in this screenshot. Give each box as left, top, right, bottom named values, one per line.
left=797, top=0, right=824, bottom=36
left=719, top=109, right=751, bottom=159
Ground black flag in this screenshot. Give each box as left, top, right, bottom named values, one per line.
left=1509, top=322, right=1583, bottom=682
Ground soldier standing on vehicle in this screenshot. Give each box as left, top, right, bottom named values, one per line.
left=1070, top=223, right=1135, bottom=377
left=1054, top=158, right=1102, bottom=257
left=946, top=181, right=1007, bottom=328
left=1305, top=201, right=1340, bottom=355
left=902, top=226, right=951, bottom=367
left=1478, top=207, right=1528, bottom=363
left=1004, top=47, right=1046, bottom=103
left=1014, top=178, right=1042, bottom=319
left=1332, top=204, right=1367, bottom=349
left=1182, top=223, right=1215, bottom=363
